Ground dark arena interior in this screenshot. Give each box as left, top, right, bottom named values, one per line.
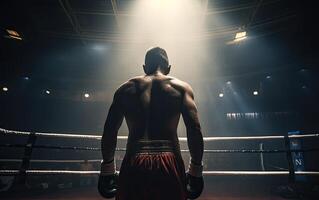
left=0, top=0, right=319, bottom=199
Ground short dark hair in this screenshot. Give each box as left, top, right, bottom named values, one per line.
left=144, top=47, right=169, bottom=74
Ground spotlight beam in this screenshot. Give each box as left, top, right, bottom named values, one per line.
left=200, top=0, right=209, bottom=23
left=58, top=0, right=86, bottom=45
left=245, top=0, right=263, bottom=27
left=110, top=0, right=121, bottom=26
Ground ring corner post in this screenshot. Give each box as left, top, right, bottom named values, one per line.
left=284, top=134, right=295, bottom=185
left=10, top=132, right=37, bottom=192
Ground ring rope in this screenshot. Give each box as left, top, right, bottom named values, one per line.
left=2, top=128, right=319, bottom=184
left=0, top=159, right=102, bottom=163
left=0, top=144, right=101, bottom=151
left=2, top=143, right=319, bottom=153
left=1, top=128, right=318, bottom=141
left=1, top=144, right=319, bottom=153
left=0, top=169, right=319, bottom=176
left=1, top=129, right=319, bottom=182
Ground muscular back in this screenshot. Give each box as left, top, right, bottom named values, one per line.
left=119, top=75, right=185, bottom=142
left=102, top=73, right=203, bottom=164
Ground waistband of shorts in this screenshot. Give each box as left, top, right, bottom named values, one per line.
left=126, top=140, right=176, bottom=153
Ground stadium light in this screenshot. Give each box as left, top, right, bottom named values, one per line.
left=84, top=93, right=90, bottom=98
left=6, top=29, right=22, bottom=40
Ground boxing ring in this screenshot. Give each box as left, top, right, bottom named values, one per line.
left=1, top=127, right=319, bottom=199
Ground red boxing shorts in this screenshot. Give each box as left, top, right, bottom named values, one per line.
left=116, top=140, right=187, bottom=200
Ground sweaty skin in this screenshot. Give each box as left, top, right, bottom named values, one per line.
left=102, top=72, right=203, bottom=165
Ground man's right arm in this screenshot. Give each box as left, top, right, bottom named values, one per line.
left=181, top=83, right=203, bottom=166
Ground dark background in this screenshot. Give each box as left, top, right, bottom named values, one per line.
left=0, top=0, right=318, bottom=173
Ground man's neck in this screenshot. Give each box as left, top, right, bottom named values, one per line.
left=149, top=70, right=164, bottom=76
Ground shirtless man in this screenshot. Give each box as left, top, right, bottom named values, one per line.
left=98, top=47, right=204, bottom=200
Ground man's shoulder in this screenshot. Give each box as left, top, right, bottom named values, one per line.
left=128, top=75, right=145, bottom=82
left=167, top=76, right=193, bottom=92
left=116, top=75, right=192, bottom=94
left=115, top=76, right=145, bottom=94
left=114, top=79, right=136, bottom=95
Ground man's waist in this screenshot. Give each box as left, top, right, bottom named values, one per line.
left=126, top=140, right=180, bottom=153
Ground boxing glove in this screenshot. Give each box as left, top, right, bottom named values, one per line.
left=186, top=161, right=204, bottom=199
left=98, top=160, right=119, bottom=198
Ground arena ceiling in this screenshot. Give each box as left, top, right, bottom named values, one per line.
left=0, top=0, right=317, bottom=97
left=1, top=0, right=306, bottom=43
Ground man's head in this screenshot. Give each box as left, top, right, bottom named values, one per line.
left=143, top=47, right=171, bottom=75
